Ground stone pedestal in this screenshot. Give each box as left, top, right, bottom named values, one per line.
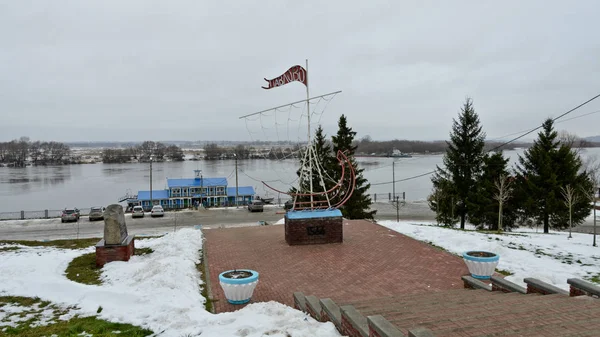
left=95, top=235, right=135, bottom=267
left=285, top=209, right=343, bottom=245
left=95, top=204, right=135, bottom=267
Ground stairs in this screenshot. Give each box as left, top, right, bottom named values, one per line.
left=294, top=277, right=600, bottom=337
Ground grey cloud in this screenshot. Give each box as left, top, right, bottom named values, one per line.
left=1, top=0, right=600, bottom=142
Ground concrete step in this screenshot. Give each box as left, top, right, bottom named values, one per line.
left=343, top=289, right=482, bottom=308
left=359, top=292, right=534, bottom=319
left=435, top=306, right=600, bottom=337
left=386, top=294, right=573, bottom=334
left=347, top=289, right=494, bottom=313
left=395, top=295, right=600, bottom=336
left=295, top=283, right=600, bottom=337
left=431, top=300, right=594, bottom=336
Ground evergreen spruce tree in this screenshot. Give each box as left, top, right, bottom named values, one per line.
left=430, top=98, right=486, bottom=229
left=331, top=114, right=376, bottom=219
left=515, top=118, right=592, bottom=233
left=552, top=145, right=593, bottom=228
left=289, top=125, right=335, bottom=208
left=428, top=177, right=458, bottom=226
left=469, top=152, right=517, bottom=230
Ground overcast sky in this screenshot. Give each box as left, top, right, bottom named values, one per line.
left=2, top=1, right=600, bottom=143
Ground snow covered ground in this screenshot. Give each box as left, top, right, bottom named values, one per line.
left=379, top=220, right=600, bottom=290
left=0, top=228, right=340, bottom=337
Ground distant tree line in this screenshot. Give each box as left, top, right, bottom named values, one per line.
left=202, top=143, right=302, bottom=160
left=355, top=135, right=597, bottom=156
left=0, top=137, right=71, bottom=167
left=101, top=141, right=184, bottom=163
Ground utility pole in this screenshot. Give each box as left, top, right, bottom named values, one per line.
left=150, top=156, right=153, bottom=208
left=392, top=160, right=396, bottom=200
left=235, top=154, right=239, bottom=208
left=395, top=195, right=400, bottom=222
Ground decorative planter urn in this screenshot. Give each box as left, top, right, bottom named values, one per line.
left=462, top=251, right=499, bottom=279
left=218, top=269, right=259, bottom=305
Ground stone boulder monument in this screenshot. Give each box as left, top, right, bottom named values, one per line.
left=95, top=204, right=135, bottom=267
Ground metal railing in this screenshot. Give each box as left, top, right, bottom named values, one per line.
left=0, top=192, right=405, bottom=221
left=0, top=208, right=92, bottom=221
left=371, top=192, right=406, bottom=202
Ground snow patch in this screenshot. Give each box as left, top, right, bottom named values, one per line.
left=379, top=221, right=600, bottom=290
left=0, top=228, right=340, bottom=336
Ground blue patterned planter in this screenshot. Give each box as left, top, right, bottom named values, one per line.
left=463, top=251, right=499, bottom=280
left=218, top=269, right=259, bottom=305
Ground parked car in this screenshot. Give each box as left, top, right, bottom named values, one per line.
left=88, top=206, right=105, bottom=221
left=132, top=205, right=145, bottom=218
left=248, top=200, right=264, bottom=212
left=61, top=208, right=80, bottom=223
left=151, top=205, right=164, bottom=217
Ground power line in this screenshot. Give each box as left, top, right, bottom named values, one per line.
left=488, top=109, right=600, bottom=141
left=239, top=168, right=298, bottom=186
left=369, top=93, right=600, bottom=186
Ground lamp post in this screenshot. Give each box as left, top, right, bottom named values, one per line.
left=392, top=160, right=396, bottom=200
left=234, top=153, right=239, bottom=208
left=150, top=156, right=153, bottom=208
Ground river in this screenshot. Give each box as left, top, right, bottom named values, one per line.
left=1, top=148, right=600, bottom=212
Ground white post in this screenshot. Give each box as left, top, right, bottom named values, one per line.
left=306, top=59, right=313, bottom=209
left=594, top=199, right=597, bottom=246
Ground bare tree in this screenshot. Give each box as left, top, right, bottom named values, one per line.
left=493, top=175, right=512, bottom=233
left=561, top=185, right=580, bottom=239
left=558, top=130, right=583, bottom=155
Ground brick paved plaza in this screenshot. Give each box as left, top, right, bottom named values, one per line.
left=203, top=220, right=469, bottom=313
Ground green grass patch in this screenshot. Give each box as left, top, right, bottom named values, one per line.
left=66, top=248, right=154, bottom=285
left=0, top=296, right=51, bottom=308
left=0, top=237, right=162, bottom=250
left=135, top=247, right=153, bottom=255
left=65, top=252, right=102, bottom=285
left=196, top=250, right=214, bottom=313
left=0, top=296, right=150, bottom=337
left=495, top=269, right=514, bottom=276
left=0, top=238, right=101, bottom=249
left=424, top=224, right=528, bottom=237
left=0, top=246, right=21, bottom=252
left=584, top=273, right=600, bottom=284
left=534, top=248, right=551, bottom=257
left=506, top=241, right=528, bottom=251
left=1, top=314, right=152, bottom=336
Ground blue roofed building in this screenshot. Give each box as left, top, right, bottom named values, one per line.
left=137, top=170, right=255, bottom=209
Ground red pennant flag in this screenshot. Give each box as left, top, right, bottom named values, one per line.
left=262, top=65, right=307, bottom=89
